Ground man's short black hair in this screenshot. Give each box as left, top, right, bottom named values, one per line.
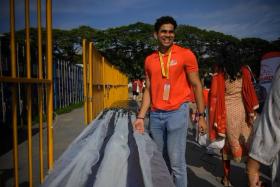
left=154, top=16, right=177, bottom=32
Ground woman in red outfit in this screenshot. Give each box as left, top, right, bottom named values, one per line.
left=208, top=43, right=259, bottom=186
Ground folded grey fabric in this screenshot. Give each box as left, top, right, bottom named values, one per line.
left=42, top=109, right=174, bottom=187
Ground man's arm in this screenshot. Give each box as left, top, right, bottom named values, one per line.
left=133, top=76, right=151, bottom=134
left=187, top=71, right=207, bottom=133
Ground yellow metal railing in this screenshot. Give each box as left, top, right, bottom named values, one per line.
left=0, top=0, right=53, bottom=186
left=2, top=0, right=128, bottom=185
left=83, top=40, right=128, bottom=124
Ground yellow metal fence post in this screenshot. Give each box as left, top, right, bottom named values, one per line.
left=37, top=0, right=44, bottom=183
left=102, top=57, right=105, bottom=109
left=88, top=42, right=93, bottom=122
left=10, top=0, right=19, bottom=186
left=25, top=0, right=33, bottom=186
left=82, top=39, right=88, bottom=125
left=46, top=0, right=54, bottom=170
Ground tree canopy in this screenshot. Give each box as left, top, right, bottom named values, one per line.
left=4, top=22, right=280, bottom=79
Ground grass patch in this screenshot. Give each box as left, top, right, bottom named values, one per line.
left=32, top=102, right=84, bottom=124
left=55, top=102, right=83, bottom=115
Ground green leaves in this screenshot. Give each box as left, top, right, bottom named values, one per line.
left=8, top=23, right=280, bottom=79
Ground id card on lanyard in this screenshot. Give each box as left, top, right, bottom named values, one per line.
left=158, top=48, right=172, bottom=101
left=163, top=83, right=170, bottom=101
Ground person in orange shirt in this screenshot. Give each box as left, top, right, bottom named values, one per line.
left=133, top=16, right=207, bottom=187
left=132, top=79, right=140, bottom=100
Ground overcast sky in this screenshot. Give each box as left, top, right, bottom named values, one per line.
left=1, top=0, right=280, bottom=41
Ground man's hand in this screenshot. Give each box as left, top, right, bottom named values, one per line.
left=133, top=118, right=145, bottom=134
left=198, top=117, right=207, bottom=134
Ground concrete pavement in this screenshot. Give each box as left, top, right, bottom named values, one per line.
left=0, top=107, right=86, bottom=187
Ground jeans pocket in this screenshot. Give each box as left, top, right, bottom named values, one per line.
left=167, top=110, right=188, bottom=131
left=179, top=102, right=188, bottom=111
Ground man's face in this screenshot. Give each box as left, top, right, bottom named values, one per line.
left=154, top=23, right=175, bottom=49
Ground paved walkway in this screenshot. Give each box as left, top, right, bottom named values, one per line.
left=0, top=107, right=85, bottom=187
left=0, top=102, right=271, bottom=187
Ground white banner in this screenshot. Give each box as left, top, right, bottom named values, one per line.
left=259, top=52, right=280, bottom=92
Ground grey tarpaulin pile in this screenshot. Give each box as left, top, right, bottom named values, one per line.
left=41, top=109, right=175, bottom=187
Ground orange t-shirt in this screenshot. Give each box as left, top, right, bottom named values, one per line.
left=145, top=44, right=198, bottom=111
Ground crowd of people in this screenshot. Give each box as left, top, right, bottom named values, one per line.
left=131, top=15, right=279, bottom=187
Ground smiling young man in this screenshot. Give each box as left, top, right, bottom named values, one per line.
left=133, top=16, right=207, bottom=187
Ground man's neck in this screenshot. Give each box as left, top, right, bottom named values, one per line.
left=159, top=45, right=172, bottom=54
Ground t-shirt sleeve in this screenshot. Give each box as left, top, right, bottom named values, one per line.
left=184, top=49, right=199, bottom=73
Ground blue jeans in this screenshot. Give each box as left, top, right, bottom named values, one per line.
left=149, top=103, right=189, bottom=187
